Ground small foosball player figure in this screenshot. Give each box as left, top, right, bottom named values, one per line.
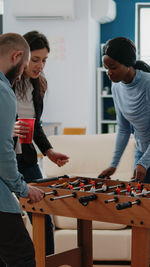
left=142, top=187, right=148, bottom=197
left=67, top=184, right=73, bottom=190
left=131, top=188, right=137, bottom=197
left=136, top=182, right=142, bottom=191
left=80, top=182, right=85, bottom=192
left=126, top=183, right=131, bottom=195
left=114, top=186, right=121, bottom=195
left=90, top=180, right=96, bottom=192
left=102, top=183, right=108, bottom=192
left=51, top=182, right=67, bottom=189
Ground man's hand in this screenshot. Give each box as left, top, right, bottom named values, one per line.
left=26, top=185, right=44, bottom=204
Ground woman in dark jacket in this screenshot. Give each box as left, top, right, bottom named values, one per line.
left=13, top=31, right=69, bottom=255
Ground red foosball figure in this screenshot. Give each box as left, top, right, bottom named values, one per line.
left=115, top=186, right=120, bottom=195
left=67, top=184, right=73, bottom=190
left=80, top=182, right=85, bottom=192
left=126, top=183, right=131, bottom=194
left=136, top=182, right=142, bottom=191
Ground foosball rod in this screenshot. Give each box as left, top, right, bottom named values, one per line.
left=95, top=182, right=125, bottom=193
left=44, top=190, right=57, bottom=197
left=104, top=196, right=119, bottom=204
left=107, top=185, right=135, bottom=195
left=133, top=190, right=150, bottom=197
left=50, top=192, right=77, bottom=201
left=50, top=182, right=68, bottom=189
left=73, top=181, right=103, bottom=190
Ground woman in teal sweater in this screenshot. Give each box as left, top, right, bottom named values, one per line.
left=98, top=37, right=150, bottom=183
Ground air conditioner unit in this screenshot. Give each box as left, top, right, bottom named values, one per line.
left=13, top=0, right=75, bottom=20
left=91, top=0, right=116, bottom=23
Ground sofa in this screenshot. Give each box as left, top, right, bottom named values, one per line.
left=42, top=133, right=135, bottom=265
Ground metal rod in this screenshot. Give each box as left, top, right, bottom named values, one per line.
left=51, top=182, right=68, bottom=188
left=134, top=190, right=150, bottom=197
left=44, top=190, right=57, bottom=197
left=132, top=199, right=141, bottom=206
left=74, top=181, right=103, bottom=190
left=105, top=197, right=118, bottom=204
left=108, top=186, right=134, bottom=195
left=50, top=192, right=76, bottom=201
left=95, top=187, right=104, bottom=192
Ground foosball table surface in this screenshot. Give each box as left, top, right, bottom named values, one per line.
left=20, top=175, right=150, bottom=228
left=19, top=175, right=150, bottom=267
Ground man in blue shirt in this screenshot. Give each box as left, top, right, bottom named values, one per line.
left=0, top=33, right=44, bottom=267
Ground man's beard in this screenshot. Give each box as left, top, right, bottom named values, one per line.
left=5, top=61, right=23, bottom=86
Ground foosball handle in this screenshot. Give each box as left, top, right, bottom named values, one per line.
left=79, top=194, right=97, bottom=206
left=116, top=199, right=141, bottom=210
left=116, top=201, right=132, bottom=210
left=30, top=175, right=69, bottom=184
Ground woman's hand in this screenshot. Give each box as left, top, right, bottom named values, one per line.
left=98, top=166, right=116, bottom=178
left=46, top=148, right=69, bottom=167
left=132, top=164, right=146, bottom=182
left=13, top=120, right=29, bottom=138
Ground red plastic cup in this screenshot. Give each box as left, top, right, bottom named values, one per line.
left=18, top=118, right=35, bottom=144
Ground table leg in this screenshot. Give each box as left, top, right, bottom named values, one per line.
left=32, top=213, right=46, bottom=267
left=131, top=226, right=150, bottom=267
left=77, top=219, right=93, bottom=267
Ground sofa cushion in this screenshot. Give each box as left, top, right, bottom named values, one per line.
left=54, top=216, right=127, bottom=230
left=43, top=133, right=135, bottom=181
left=54, top=228, right=131, bottom=261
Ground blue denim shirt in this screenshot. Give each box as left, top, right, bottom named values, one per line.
left=0, top=71, right=28, bottom=214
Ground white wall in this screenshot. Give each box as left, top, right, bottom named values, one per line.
left=3, top=0, right=100, bottom=134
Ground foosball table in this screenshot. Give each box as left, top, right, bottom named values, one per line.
left=19, top=175, right=150, bottom=267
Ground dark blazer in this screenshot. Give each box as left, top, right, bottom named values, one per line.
left=14, top=79, right=53, bottom=166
